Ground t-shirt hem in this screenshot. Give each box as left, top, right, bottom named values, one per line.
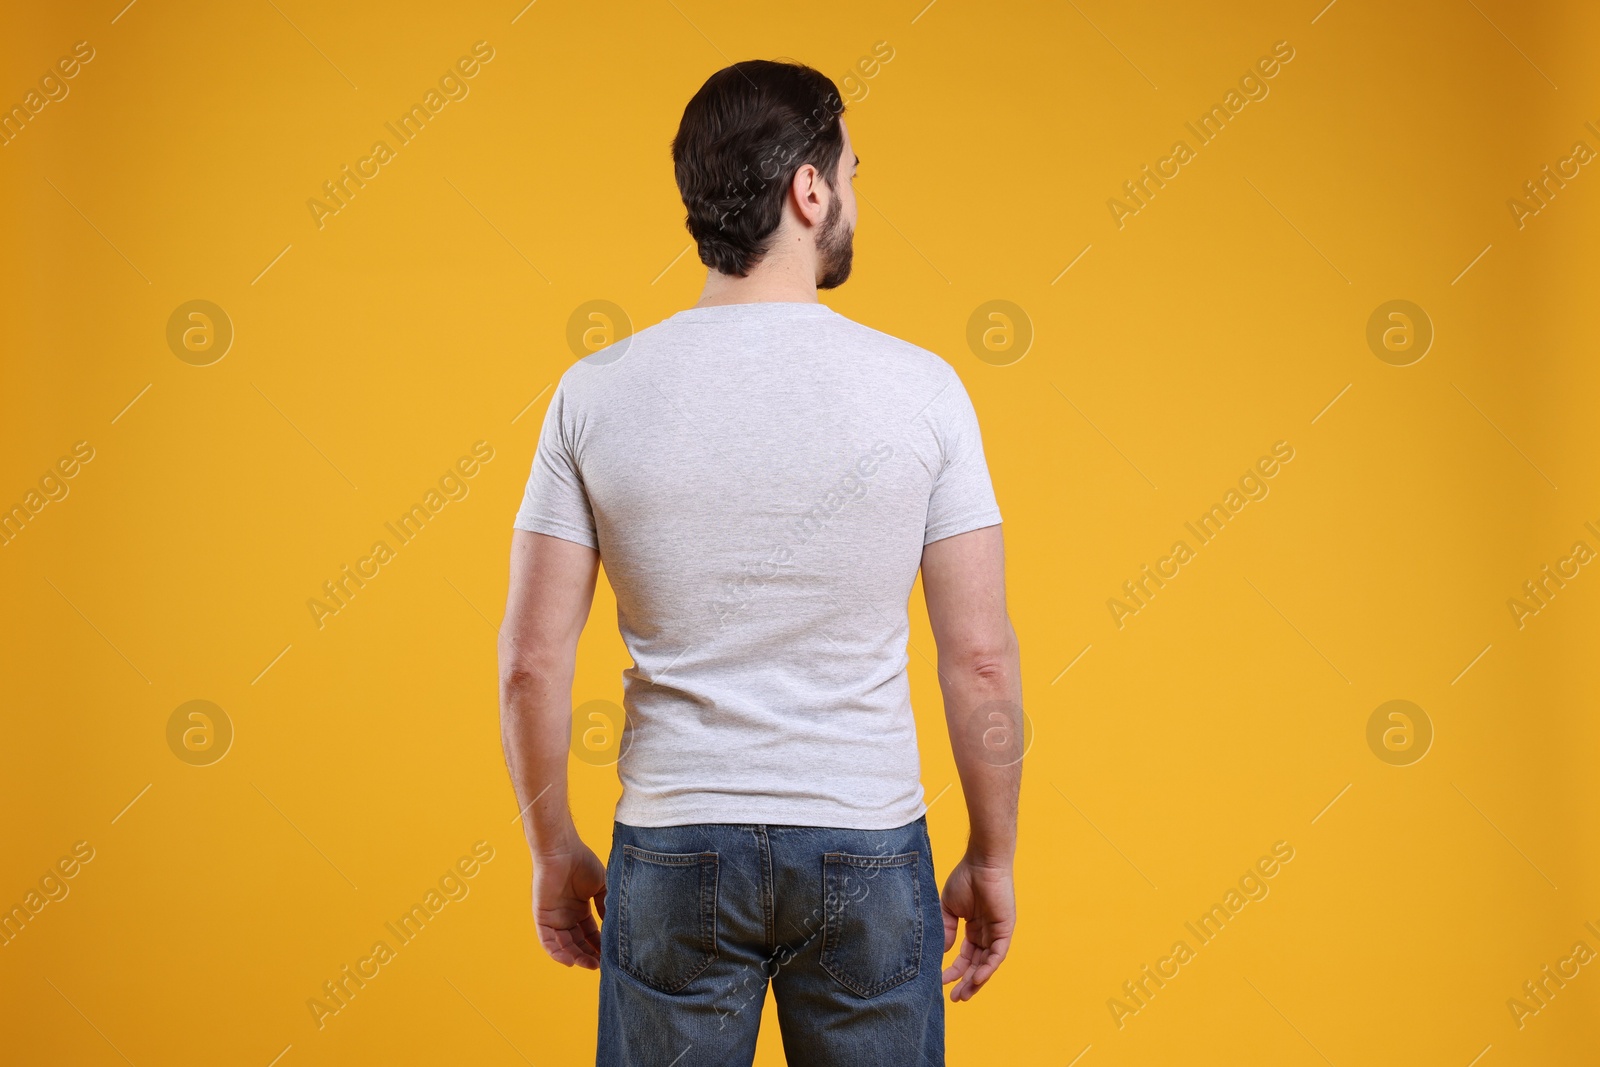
left=512, top=515, right=599, bottom=550
left=924, top=509, right=1002, bottom=546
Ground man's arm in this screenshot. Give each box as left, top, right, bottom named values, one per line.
left=499, top=528, right=606, bottom=970
left=920, top=522, right=1022, bottom=1002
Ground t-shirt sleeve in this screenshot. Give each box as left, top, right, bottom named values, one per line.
left=923, top=368, right=1003, bottom=546
left=512, top=378, right=599, bottom=550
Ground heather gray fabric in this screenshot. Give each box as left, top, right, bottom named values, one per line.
left=513, top=300, right=1002, bottom=829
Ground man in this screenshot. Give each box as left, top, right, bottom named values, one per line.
left=499, top=59, right=1022, bottom=1066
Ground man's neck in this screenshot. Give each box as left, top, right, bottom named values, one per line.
left=692, top=255, right=819, bottom=308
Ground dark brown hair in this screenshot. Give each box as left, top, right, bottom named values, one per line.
left=671, top=60, right=847, bottom=276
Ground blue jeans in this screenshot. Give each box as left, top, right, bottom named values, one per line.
left=597, top=817, right=944, bottom=1066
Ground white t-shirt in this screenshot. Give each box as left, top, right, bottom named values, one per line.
left=513, top=300, right=1002, bottom=829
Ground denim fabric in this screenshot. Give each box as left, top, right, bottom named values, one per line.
left=597, top=817, right=944, bottom=1067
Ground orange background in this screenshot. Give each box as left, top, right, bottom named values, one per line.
left=1, top=1, right=1596, bottom=1064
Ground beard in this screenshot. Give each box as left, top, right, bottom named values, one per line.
left=815, top=188, right=854, bottom=290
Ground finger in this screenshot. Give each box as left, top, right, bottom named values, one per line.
left=941, top=956, right=970, bottom=984
left=967, top=935, right=1011, bottom=988
left=958, top=940, right=1011, bottom=1000
left=594, top=885, right=608, bottom=922
left=950, top=939, right=989, bottom=1001
left=539, top=932, right=580, bottom=967
left=545, top=924, right=600, bottom=969
left=941, top=902, right=958, bottom=953
left=941, top=936, right=976, bottom=984
left=578, top=913, right=603, bottom=959
left=953, top=959, right=979, bottom=1001
left=553, top=925, right=587, bottom=954
left=966, top=965, right=996, bottom=993
left=540, top=926, right=577, bottom=965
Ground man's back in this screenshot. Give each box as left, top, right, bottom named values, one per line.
left=513, top=299, right=1003, bottom=829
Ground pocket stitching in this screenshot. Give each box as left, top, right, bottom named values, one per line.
left=820, top=850, right=923, bottom=999
left=824, top=850, right=918, bottom=869
left=623, top=844, right=717, bottom=866
left=617, top=848, right=719, bottom=994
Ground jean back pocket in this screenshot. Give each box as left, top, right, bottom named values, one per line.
left=616, top=845, right=719, bottom=993
left=820, top=850, right=922, bottom=998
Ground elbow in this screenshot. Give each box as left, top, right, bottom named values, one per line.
left=498, top=636, right=553, bottom=696
left=961, top=655, right=1009, bottom=683
left=946, top=647, right=1010, bottom=682
left=943, top=620, right=1016, bottom=680
left=499, top=661, right=539, bottom=696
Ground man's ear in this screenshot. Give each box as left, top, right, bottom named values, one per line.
left=790, top=162, right=826, bottom=228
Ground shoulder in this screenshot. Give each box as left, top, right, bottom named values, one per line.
left=549, top=315, right=676, bottom=405
left=824, top=309, right=961, bottom=385
left=826, top=314, right=976, bottom=424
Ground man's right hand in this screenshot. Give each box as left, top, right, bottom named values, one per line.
left=532, top=839, right=607, bottom=970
